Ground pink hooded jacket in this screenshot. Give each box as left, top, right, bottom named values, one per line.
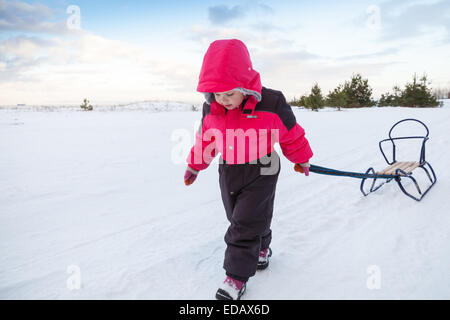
left=187, top=39, right=313, bottom=171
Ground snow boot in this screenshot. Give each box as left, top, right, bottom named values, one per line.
left=215, top=276, right=246, bottom=300
left=257, top=247, right=272, bottom=270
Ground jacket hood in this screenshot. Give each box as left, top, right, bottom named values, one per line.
left=197, top=39, right=262, bottom=114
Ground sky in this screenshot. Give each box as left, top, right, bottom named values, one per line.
left=0, top=0, right=449, bottom=105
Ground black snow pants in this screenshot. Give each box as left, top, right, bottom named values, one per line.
left=218, top=151, right=280, bottom=282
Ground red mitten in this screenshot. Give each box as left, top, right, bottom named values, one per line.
left=294, top=163, right=310, bottom=176
left=184, top=166, right=199, bottom=186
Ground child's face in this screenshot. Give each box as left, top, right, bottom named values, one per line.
left=214, top=90, right=245, bottom=110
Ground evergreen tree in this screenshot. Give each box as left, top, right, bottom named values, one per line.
left=299, top=95, right=308, bottom=108
left=290, top=94, right=311, bottom=109
left=326, top=84, right=347, bottom=111
left=378, top=85, right=402, bottom=107
left=326, top=74, right=374, bottom=108
left=305, top=83, right=324, bottom=111
left=342, top=73, right=375, bottom=108
left=378, top=74, right=440, bottom=107
left=80, top=98, right=93, bottom=111
left=401, top=74, right=439, bottom=107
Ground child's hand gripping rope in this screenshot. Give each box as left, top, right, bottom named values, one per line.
left=294, top=162, right=310, bottom=176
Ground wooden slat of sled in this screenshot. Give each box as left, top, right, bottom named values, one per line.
left=403, top=162, right=420, bottom=173
left=377, top=162, right=402, bottom=175
left=378, top=161, right=420, bottom=175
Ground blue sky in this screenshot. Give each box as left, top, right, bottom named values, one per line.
left=0, top=0, right=449, bottom=105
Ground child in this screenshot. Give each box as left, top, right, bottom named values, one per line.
left=184, top=39, right=313, bottom=300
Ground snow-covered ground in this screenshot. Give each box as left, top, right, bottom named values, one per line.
left=0, top=100, right=200, bottom=113
left=1, top=101, right=449, bottom=299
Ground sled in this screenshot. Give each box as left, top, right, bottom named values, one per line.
left=310, top=119, right=437, bottom=201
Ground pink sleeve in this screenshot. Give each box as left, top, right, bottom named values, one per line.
left=186, top=114, right=218, bottom=172
left=278, top=122, right=313, bottom=164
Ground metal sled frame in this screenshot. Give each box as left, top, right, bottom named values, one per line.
left=360, top=119, right=437, bottom=201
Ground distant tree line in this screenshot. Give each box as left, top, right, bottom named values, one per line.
left=290, top=73, right=443, bottom=111
left=433, top=86, right=450, bottom=100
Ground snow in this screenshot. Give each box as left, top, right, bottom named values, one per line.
left=1, top=100, right=449, bottom=299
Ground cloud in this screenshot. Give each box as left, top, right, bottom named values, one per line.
left=335, top=47, right=400, bottom=61
left=0, top=35, right=52, bottom=57
left=188, top=23, right=296, bottom=49
left=0, top=0, right=203, bottom=104
left=354, top=0, right=450, bottom=44
left=255, top=3, right=273, bottom=14
left=0, top=31, right=175, bottom=84
left=382, top=0, right=450, bottom=42
left=248, top=21, right=286, bottom=33
left=207, top=3, right=275, bottom=25
left=0, top=30, right=202, bottom=104
left=0, top=35, right=55, bottom=83
left=0, top=0, right=69, bottom=34
left=188, top=24, right=251, bottom=46
left=208, top=5, right=244, bottom=25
